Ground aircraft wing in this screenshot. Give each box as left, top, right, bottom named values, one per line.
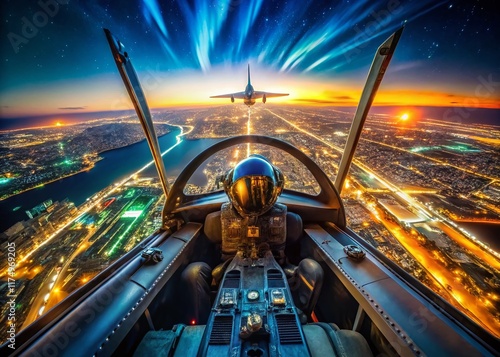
left=210, top=92, right=246, bottom=99
left=253, top=91, right=289, bottom=99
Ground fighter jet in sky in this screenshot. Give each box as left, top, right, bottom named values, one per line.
left=210, top=64, right=289, bottom=106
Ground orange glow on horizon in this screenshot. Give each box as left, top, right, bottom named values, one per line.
left=2, top=68, right=499, bottom=118
left=373, top=89, right=500, bottom=109
left=151, top=87, right=500, bottom=110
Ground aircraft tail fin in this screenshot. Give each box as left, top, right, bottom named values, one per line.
left=247, top=64, right=251, bottom=85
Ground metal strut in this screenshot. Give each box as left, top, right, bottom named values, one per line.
left=334, top=27, right=404, bottom=194
left=104, top=29, right=171, bottom=227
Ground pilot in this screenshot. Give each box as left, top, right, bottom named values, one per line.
left=220, top=154, right=287, bottom=264
left=181, top=155, right=323, bottom=324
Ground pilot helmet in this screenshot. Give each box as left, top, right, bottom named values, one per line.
left=224, top=155, right=284, bottom=217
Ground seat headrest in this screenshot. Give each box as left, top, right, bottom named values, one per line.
left=286, top=211, right=303, bottom=245
left=204, top=211, right=222, bottom=244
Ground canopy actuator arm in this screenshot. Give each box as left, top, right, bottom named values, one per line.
left=104, top=28, right=171, bottom=206
left=334, top=27, right=404, bottom=194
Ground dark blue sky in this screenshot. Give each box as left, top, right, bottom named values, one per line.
left=0, top=0, right=499, bottom=120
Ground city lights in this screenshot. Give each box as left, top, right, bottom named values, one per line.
left=1, top=106, right=499, bottom=339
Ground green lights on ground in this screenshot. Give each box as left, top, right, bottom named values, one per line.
left=106, top=215, right=142, bottom=256
left=124, top=189, right=136, bottom=198
left=106, top=196, right=155, bottom=257
left=410, top=143, right=481, bottom=153
left=53, top=159, right=74, bottom=167
left=410, top=146, right=441, bottom=153
left=442, top=144, right=480, bottom=153
left=97, top=211, right=110, bottom=225
left=122, top=210, right=143, bottom=218
left=0, top=177, right=12, bottom=184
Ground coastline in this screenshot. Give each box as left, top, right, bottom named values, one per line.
left=95, top=124, right=173, bottom=154
left=0, top=126, right=177, bottom=202
left=0, top=158, right=102, bottom=202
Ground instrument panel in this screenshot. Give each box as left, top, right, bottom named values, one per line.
left=197, top=251, right=310, bottom=357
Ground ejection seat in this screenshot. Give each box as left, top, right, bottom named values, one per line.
left=203, top=204, right=323, bottom=317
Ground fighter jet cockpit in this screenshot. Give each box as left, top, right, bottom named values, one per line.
left=164, top=154, right=341, bottom=356
left=127, top=154, right=356, bottom=356
left=2, top=24, right=498, bottom=357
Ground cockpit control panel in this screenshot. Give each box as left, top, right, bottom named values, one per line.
left=197, top=251, right=310, bottom=357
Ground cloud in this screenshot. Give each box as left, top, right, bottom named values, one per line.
left=320, top=90, right=354, bottom=100
left=388, top=61, right=424, bottom=73
left=58, top=106, right=87, bottom=110
left=292, top=92, right=356, bottom=105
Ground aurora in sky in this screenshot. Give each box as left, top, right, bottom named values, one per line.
left=0, top=0, right=498, bottom=123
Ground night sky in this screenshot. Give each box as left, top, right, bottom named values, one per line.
left=0, top=0, right=499, bottom=123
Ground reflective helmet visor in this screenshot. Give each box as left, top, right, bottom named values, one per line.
left=226, top=155, right=282, bottom=217
left=230, top=176, right=276, bottom=216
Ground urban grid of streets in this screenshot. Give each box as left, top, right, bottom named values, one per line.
left=1, top=105, right=499, bottom=342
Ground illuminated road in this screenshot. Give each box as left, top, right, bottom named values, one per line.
left=265, top=108, right=500, bottom=259
left=421, top=118, right=500, bottom=142
left=373, top=206, right=500, bottom=337
left=354, top=160, right=500, bottom=261
left=21, top=267, right=58, bottom=330
left=436, top=222, right=500, bottom=270
left=14, top=124, right=191, bottom=266
left=22, top=228, right=96, bottom=328
left=265, top=108, right=500, bottom=336
left=16, top=125, right=191, bottom=328
left=46, top=229, right=97, bottom=306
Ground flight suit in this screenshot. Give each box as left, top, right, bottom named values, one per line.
left=182, top=203, right=323, bottom=325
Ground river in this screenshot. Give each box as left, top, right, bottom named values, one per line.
left=0, top=128, right=219, bottom=231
